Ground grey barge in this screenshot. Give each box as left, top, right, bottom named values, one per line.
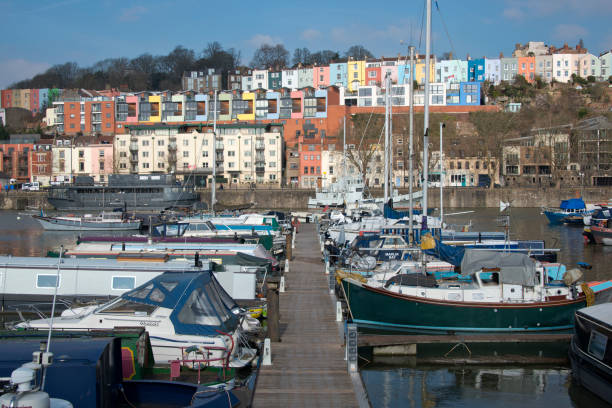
left=47, top=174, right=200, bottom=211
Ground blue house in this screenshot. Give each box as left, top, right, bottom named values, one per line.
left=459, top=81, right=481, bottom=105
left=467, top=58, right=485, bottom=82
left=329, top=62, right=348, bottom=88
left=397, top=64, right=412, bottom=85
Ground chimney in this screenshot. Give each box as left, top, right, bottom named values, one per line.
left=449, top=52, right=453, bottom=60
left=466, top=53, right=470, bottom=60
left=499, top=52, right=504, bottom=59
left=515, top=43, right=521, bottom=50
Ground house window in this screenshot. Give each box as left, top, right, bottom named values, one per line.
left=183, top=151, right=189, bottom=157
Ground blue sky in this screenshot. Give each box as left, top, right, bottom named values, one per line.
left=0, top=0, right=610, bottom=88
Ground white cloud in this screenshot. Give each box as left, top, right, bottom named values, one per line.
left=502, top=7, right=525, bottom=20
left=553, top=24, right=588, bottom=41
left=247, top=34, right=283, bottom=47
left=118, top=5, right=148, bottom=22
left=300, top=29, right=321, bottom=41
left=0, top=59, right=51, bottom=88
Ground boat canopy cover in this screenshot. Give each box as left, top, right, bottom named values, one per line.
left=560, top=198, right=585, bottom=210
left=122, top=272, right=238, bottom=335
left=424, top=238, right=465, bottom=266
left=460, top=249, right=538, bottom=286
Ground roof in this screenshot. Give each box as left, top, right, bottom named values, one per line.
left=576, top=303, right=612, bottom=326
left=574, top=116, right=612, bottom=131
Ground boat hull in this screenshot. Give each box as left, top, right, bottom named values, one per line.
left=33, top=215, right=141, bottom=231
left=341, top=278, right=585, bottom=333
left=590, top=225, right=612, bottom=245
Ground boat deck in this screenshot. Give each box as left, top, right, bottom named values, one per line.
left=252, top=224, right=364, bottom=408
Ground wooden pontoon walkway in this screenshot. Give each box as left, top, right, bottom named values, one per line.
left=253, top=223, right=366, bottom=408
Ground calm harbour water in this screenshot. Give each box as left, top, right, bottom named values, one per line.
left=1, top=208, right=610, bottom=407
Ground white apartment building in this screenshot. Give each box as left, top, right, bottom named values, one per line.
left=114, top=124, right=283, bottom=186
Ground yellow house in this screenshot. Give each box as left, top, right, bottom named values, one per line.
left=347, top=59, right=366, bottom=92
left=237, top=92, right=255, bottom=121
left=148, top=95, right=161, bottom=122
left=415, top=57, right=436, bottom=85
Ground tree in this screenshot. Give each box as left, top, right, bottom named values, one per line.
left=199, top=42, right=241, bottom=72
left=344, top=45, right=373, bottom=60
left=250, top=44, right=289, bottom=69
left=344, top=113, right=385, bottom=185
left=292, top=47, right=311, bottom=66
left=309, top=50, right=339, bottom=65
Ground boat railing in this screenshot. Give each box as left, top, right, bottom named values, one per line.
left=6, top=300, right=75, bottom=326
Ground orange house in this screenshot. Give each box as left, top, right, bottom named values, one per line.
left=518, top=56, right=536, bottom=82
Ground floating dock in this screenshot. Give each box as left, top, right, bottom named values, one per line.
left=252, top=223, right=367, bottom=407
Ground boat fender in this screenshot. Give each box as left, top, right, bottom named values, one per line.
left=580, top=283, right=595, bottom=306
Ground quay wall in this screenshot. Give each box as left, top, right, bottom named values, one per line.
left=210, top=186, right=611, bottom=210
left=0, top=187, right=609, bottom=210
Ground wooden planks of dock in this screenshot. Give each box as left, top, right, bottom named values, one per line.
left=252, top=223, right=363, bottom=408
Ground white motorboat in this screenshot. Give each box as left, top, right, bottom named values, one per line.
left=17, top=272, right=257, bottom=368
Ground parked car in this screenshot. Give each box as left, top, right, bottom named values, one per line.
left=21, top=182, right=40, bottom=191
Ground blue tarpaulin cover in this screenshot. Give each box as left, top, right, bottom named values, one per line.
left=560, top=198, right=585, bottom=210
left=424, top=238, right=465, bottom=266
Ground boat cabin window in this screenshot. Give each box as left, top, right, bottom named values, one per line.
left=36, top=275, right=60, bottom=289
left=210, top=278, right=237, bottom=311
left=98, top=299, right=157, bottom=316
left=160, top=281, right=178, bottom=292
left=177, top=288, right=226, bottom=326
left=112, top=276, right=136, bottom=290
left=149, top=288, right=166, bottom=302
left=130, top=283, right=154, bottom=299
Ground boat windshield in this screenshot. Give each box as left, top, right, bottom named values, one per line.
left=177, top=288, right=226, bottom=326
left=97, top=298, right=157, bottom=316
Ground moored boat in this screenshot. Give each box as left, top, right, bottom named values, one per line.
left=33, top=212, right=141, bottom=231
left=542, top=198, right=599, bottom=225
left=17, top=272, right=258, bottom=368
left=569, top=303, right=612, bottom=403
left=340, top=250, right=611, bottom=334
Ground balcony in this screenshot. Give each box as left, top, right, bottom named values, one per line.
left=129, top=155, right=138, bottom=163
left=168, top=142, right=177, bottom=151
left=129, top=142, right=139, bottom=152
left=168, top=151, right=177, bottom=162
left=255, top=166, right=266, bottom=173
left=215, top=141, right=224, bottom=151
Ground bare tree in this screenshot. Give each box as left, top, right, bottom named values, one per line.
left=344, top=45, right=373, bottom=60
left=251, top=44, right=289, bottom=69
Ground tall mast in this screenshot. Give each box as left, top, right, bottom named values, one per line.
left=342, top=116, right=347, bottom=177
left=408, top=46, right=415, bottom=242
left=389, top=78, right=393, bottom=193
left=211, top=90, right=217, bottom=215
left=422, top=0, right=432, bottom=229
left=439, top=122, right=444, bottom=226
left=383, top=72, right=390, bottom=203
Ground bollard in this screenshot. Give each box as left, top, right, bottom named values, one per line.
left=292, top=229, right=296, bottom=249
left=325, top=259, right=330, bottom=275
left=279, top=276, right=285, bottom=293
left=263, top=338, right=272, bottom=366
left=336, top=301, right=342, bottom=322
left=266, top=284, right=280, bottom=342
left=284, top=258, right=290, bottom=274
left=347, top=324, right=358, bottom=372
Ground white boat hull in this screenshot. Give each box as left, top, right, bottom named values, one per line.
left=34, top=215, right=141, bottom=231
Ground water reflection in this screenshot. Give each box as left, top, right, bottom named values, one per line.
left=362, top=365, right=608, bottom=408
